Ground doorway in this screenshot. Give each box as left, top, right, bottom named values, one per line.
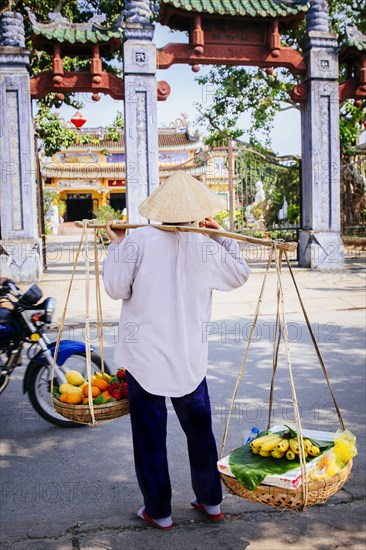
left=66, top=193, right=93, bottom=222
left=109, top=193, right=126, bottom=213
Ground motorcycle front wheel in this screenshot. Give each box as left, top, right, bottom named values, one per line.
left=28, top=352, right=111, bottom=428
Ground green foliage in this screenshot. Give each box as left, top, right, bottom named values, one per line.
left=104, top=110, right=125, bottom=141
left=235, top=146, right=301, bottom=229
left=17, top=0, right=124, bottom=84
left=287, top=204, right=300, bottom=225
left=238, top=228, right=297, bottom=241
left=94, top=204, right=121, bottom=223
left=94, top=204, right=122, bottom=242
left=34, top=103, right=124, bottom=156
left=339, top=102, right=365, bottom=155
left=214, top=210, right=230, bottom=230
left=196, top=66, right=299, bottom=146
left=34, top=104, right=98, bottom=157
left=195, top=1, right=366, bottom=153
left=13, top=0, right=125, bottom=150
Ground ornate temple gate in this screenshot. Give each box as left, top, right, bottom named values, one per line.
left=155, top=0, right=365, bottom=269
left=0, top=1, right=365, bottom=279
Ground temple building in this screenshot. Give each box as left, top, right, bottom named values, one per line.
left=41, top=126, right=231, bottom=221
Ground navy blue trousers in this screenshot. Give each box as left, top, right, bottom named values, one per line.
left=126, top=372, right=223, bottom=519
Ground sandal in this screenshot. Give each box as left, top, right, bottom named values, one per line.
left=137, top=507, right=174, bottom=531
left=191, top=501, right=224, bottom=521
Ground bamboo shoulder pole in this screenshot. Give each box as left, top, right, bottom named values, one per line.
left=74, top=220, right=298, bottom=253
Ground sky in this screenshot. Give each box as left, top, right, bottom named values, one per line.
left=57, top=23, right=302, bottom=157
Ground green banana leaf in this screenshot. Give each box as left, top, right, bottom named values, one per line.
left=229, top=439, right=333, bottom=492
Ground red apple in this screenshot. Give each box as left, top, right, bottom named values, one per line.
left=117, top=369, right=127, bottom=381
left=111, top=389, right=123, bottom=400
left=108, top=382, right=121, bottom=395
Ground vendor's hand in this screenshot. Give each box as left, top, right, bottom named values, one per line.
left=199, top=217, right=222, bottom=230
left=106, top=217, right=127, bottom=244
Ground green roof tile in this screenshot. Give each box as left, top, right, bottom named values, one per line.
left=159, top=0, right=308, bottom=18
left=26, top=9, right=121, bottom=47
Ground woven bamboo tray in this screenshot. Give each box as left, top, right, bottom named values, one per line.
left=53, top=397, right=129, bottom=424
left=221, top=458, right=352, bottom=510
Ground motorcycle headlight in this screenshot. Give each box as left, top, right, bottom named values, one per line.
left=43, top=297, right=56, bottom=324
left=20, top=284, right=43, bottom=306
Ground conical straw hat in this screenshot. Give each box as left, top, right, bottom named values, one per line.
left=138, top=171, right=227, bottom=223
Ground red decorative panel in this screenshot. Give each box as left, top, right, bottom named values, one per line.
left=108, top=180, right=125, bottom=187
left=201, top=19, right=266, bottom=46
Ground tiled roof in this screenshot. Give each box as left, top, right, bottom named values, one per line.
left=26, top=8, right=121, bottom=48
left=159, top=0, right=308, bottom=18
left=69, top=130, right=200, bottom=149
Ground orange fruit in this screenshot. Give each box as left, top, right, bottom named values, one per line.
left=65, top=393, right=83, bottom=405
left=59, top=394, right=68, bottom=403
left=101, top=390, right=112, bottom=401
left=92, top=379, right=109, bottom=392
left=82, top=397, right=90, bottom=404
left=82, top=385, right=101, bottom=398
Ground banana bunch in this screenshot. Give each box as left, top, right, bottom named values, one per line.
left=249, top=432, right=321, bottom=461
left=250, top=433, right=283, bottom=457
left=285, top=438, right=320, bottom=460
left=94, top=371, right=111, bottom=383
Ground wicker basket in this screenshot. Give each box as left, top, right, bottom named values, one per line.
left=221, top=458, right=352, bottom=510
left=53, top=397, right=129, bottom=424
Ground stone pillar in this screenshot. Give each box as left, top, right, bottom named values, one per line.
left=122, top=0, right=159, bottom=223
left=0, top=12, right=42, bottom=282
left=299, top=0, right=344, bottom=269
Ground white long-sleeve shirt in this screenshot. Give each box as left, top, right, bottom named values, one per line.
left=103, top=226, right=250, bottom=397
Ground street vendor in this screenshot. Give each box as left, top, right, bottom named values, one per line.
left=103, top=171, right=251, bottom=530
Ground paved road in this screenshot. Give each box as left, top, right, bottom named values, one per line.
left=0, top=236, right=365, bottom=549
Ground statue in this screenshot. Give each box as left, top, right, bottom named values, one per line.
left=278, top=198, right=288, bottom=222
left=245, top=180, right=265, bottom=225
left=254, top=180, right=265, bottom=203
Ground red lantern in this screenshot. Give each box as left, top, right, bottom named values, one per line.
left=71, top=111, right=87, bottom=129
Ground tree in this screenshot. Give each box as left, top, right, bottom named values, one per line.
left=235, top=145, right=301, bottom=229
left=9, top=0, right=125, bottom=155
left=195, top=1, right=366, bottom=154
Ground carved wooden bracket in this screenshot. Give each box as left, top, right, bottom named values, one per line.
left=52, top=45, right=64, bottom=85
left=30, top=72, right=171, bottom=101
left=270, top=19, right=281, bottom=58
left=192, top=15, right=204, bottom=55
left=289, top=82, right=308, bottom=104
left=339, top=78, right=366, bottom=103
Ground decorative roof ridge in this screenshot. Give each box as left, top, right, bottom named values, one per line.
left=159, top=127, right=189, bottom=133
left=25, top=7, right=121, bottom=34
left=79, top=127, right=201, bottom=138
left=159, top=0, right=309, bottom=18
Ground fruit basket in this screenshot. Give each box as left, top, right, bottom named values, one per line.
left=221, top=459, right=352, bottom=510
left=219, top=247, right=355, bottom=511
left=52, top=369, right=130, bottom=425
left=53, top=395, right=129, bottom=424
left=218, top=426, right=356, bottom=510
left=50, top=222, right=130, bottom=425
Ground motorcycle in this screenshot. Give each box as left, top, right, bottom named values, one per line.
left=0, top=279, right=110, bottom=427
